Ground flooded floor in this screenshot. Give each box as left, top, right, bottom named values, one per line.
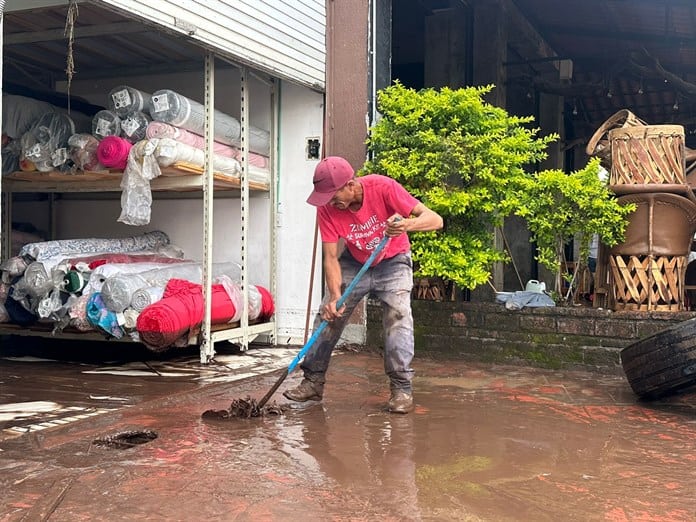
left=1, top=343, right=695, bottom=521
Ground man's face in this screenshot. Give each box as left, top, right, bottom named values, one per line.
left=328, top=182, right=352, bottom=210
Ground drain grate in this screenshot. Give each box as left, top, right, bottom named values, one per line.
left=92, top=429, right=158, bottom=449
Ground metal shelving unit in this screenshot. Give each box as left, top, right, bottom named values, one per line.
left=0, top=52, right=278, bottom=363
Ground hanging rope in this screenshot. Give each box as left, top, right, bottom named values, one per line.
left=64, top=0, right=79, bottom=113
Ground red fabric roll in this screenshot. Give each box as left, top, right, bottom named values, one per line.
left=136, top=278, right=236, bottom=351
left=256, top=285, right=275, bottom=319
left=97, top=136, right=132, bottom=169
left=68, top=253, right=189, bottom=271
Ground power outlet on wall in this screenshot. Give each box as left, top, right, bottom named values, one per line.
left=306, top=137, right=321, bottom=160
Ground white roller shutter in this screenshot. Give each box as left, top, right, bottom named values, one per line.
left=96, top=0, right=326, bottom=89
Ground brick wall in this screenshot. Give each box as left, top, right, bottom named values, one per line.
left=366, top=300, right=696, bottom=374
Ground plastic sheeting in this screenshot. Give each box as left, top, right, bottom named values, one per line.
left=495, top=291, right=556, bottom=310
left=20, top=113, right=76, bottom=172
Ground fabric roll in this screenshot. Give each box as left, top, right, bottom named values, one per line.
left=19, top=230, right=170, bottom=263
left=63, top=270, right=88, bottom=293
left=146, top=121, right=234, bottom=157
left=108, top=86, right=152, bottom=117
left=92, top=110, right=122, bottom=140
left=136, top=278, right=236, bottom=352
left=82, top=261, right=200, bottom=296
left=97, top=136, right=133, bottom=169
left=122, top=308, right=139, bottom=330
left=5, top=287, right=37, bottom=326
left=131, top=285, right=165, bottom=312
left=68, top=133, right=104, bottom=171
left=20, top=113, right=76, bottom=172
left=153, top=138, right=241, bottom=178
left=69, top=294, right=93, bottom=331
left=145, top=122, right=269, bottom=168
left=86, top=292, right=124, bottom=338
left=120, top=111, right=150, bottom=143
left=148, top=89, right=270, bottom=156
left=100, top=273, right=149, bottom=313
left=256, top=285, right=275, bottom=319
left=68, top=252, right=186, bottom=270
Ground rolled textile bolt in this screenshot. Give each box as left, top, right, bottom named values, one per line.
left=63, top=270, right=88, bottom=293
left=109, top=86, right=152, bottom=117
left=92, top=110, right=122, bottom=140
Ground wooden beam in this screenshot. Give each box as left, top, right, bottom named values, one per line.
left=502, top=0, right=559, bottom=73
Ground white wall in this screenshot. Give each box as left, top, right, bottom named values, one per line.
left=274, top=81, right=325, bottom=344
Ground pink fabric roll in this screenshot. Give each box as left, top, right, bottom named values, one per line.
left=97, top=136, right=133, bottom=169
left=146, top=121, right=268, bottom=168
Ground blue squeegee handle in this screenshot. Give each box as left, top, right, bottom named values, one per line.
left=287, top=232, right=392, bottom=372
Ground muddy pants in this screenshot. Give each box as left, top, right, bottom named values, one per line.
left=300, top=252, right=415, bottom=392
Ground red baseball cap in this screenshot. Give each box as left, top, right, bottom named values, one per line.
left=307, top=156, right=355, bottom=206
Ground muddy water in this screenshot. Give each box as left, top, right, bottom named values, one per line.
left=1, top=351, right=695, bottom=521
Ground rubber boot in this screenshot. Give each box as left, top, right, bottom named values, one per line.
left=388, top=389, right=414, bottom=414
left=283, top=376, right=324, bottom=402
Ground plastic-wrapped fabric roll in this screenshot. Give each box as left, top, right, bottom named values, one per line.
left=19, top=230, right=171, bottom=262
left=120, top=111, right=151, bottom=143
left=100, top=273, right=149, bottom=312
left=20, top=113, right=76, bottom=172
left=83, top=261, right=202, bottom=297
left=63, top=270, right=88, bottom=293
left=16, top=262, right=53, bottom=299
left=131, top=285, right=165, bottom=312
left=145, top=121, right=269, bottom=167
left=97, top=136, right=132, bottom=169
left=68, top=133, right=104, bottom=171
left=109, top=85, right=151, bottom=117
left=86, top=292, right=124, bottom=338
left=146, top=121, right=235, bottom=158
left=92, top=110, right=122, bottom=140
left=69, top=294, right=93, bottom=331
left=148, top=89, right=270, bottom=156
left=153, top=138, right=240, bottom=178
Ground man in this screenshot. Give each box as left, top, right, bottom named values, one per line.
left=283, top=156, right=443, bottom=413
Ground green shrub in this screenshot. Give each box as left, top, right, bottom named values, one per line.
left=362, top=81, right=555, bottom=289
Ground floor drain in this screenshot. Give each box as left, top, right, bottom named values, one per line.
left=92, top=429, right=158, bottom=449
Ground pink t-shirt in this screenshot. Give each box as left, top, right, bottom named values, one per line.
left=317, top=175, right=420, bottom=264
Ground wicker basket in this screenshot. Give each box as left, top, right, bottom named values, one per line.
left=586, top=109, right=647, bottom=169
left=609, top=254, right=686, bottom=311
left=609, top=125, right=685, bottom=186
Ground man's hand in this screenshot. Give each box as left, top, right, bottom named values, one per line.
left=321, top=297, right=345, bottom=321
left=385, top=215, right=406, bottom=237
